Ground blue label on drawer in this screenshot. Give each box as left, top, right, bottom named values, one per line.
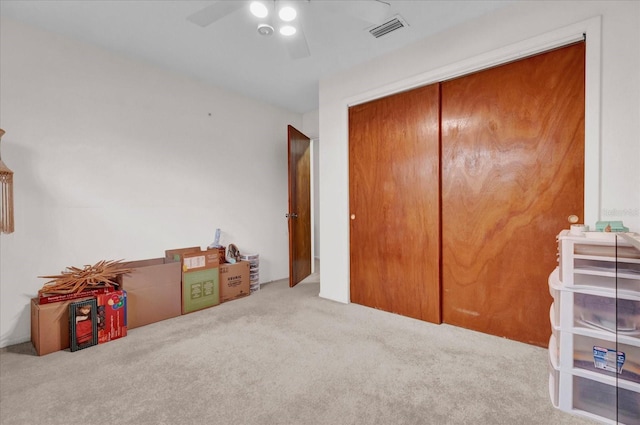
left=593, top=346, right=625, bottom=374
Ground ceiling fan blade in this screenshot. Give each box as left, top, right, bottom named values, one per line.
left=284, top=27, right=310, bottom=60
left=187, top=1, right=245, bottom=27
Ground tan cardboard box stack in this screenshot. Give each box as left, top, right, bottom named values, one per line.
left=31, top=244, right=251, bottom=356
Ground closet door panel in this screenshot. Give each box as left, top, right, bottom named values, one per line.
left=441, top=43, right=585, bottom=346
left=349, top=84, right=441, bottom=323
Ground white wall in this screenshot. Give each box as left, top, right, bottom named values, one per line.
left=302, top=110, right=319, bottom=140
left=0, top=19, right=302, bottom=347
left=318, top=1, right=640, bottom=303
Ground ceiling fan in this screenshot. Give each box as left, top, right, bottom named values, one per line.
left=186, top=0, right=392, bottom=60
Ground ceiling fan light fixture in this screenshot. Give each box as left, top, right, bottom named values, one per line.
left=257, top=23, right=274, bottom=36
left=280, top=25, right=296, bottom=36
left=250, top=1, right=269, bottom=18
left=278, top=6, right=297, bottom=22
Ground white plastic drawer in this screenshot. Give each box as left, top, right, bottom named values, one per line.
left=573, top=375, right=640, bottom=425
left=573, top=334, right=640, bottom=385
left=572, top=272, right=640, bottom=292
left=574, top=244, right=640, bottom=259
left=574, top=292, right=640, bottom=334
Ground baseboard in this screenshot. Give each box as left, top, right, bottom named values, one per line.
left=318, top=292, right=348, bottom=305
left=0, top=335, right=31, bottom=350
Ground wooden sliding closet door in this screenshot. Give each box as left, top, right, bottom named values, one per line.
left=349, top=84, right=441, bottom=323
left=441, top=42, right=585, bottom=346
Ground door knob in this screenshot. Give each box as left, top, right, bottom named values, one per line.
left=286, top=213, right=298, bottom=219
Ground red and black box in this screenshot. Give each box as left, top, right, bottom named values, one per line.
left=96, top=290, right=127, bottom=344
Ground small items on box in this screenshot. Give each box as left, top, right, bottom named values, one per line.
left=596, top=221, right=629, bottom=233
left=225, top=244, right=241, bottom=264
left=211, top=246, right=226, bottom=264
left=207, top=228, right=226, bottom=264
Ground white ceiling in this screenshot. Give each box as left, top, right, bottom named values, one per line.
left=0, top=0, right=515, bottom=113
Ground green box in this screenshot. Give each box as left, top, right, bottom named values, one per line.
left=182, top=268, right=219, bottom=314
left=169, top=249, right=221, bottom=314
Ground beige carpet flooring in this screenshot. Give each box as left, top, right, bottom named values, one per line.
left=0, top=271, right=595, bottom=425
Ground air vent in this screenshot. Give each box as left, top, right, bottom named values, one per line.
left=369, top=15, right=408, bottom=38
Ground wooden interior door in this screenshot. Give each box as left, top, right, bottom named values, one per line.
left=349, top=84, right=441, bottom=323
left=441, top=42, right=585, bottom=346
left=287, top=125, right=312, bottom=287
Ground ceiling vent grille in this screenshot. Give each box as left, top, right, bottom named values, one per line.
left=369, top=15, right=408, bottom=38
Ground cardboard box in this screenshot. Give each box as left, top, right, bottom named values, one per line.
left=31, top=296, right=93, bottom=356
left=117, top=258, right=181, bottom=329
left=220, top=261, right=250, bottom=303
left=165, top=246, right=201, bottom=262
left=96, top=290, right=127, bottom=344
left=180, top=250, right=220, bottom=314
left=164, top=247, right=221, bottom=314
